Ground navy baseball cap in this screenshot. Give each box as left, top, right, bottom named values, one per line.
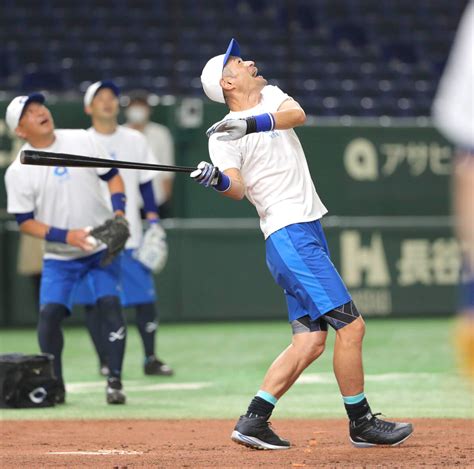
left=84, top=80, right=120, bottom=107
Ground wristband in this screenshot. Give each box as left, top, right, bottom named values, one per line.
left=213, top=171, right=232, bottom=192
left=45, top=227, right=68, bottom=243
left=111, top=192, right=126, bottom=213
left=245, top=112, right=275, bottom=134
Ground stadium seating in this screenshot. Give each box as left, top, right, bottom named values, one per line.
left=0, top=0, right=467, bottom=116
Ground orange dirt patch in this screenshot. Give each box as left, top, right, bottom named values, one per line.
left=1, top=418, right=472, bottom=468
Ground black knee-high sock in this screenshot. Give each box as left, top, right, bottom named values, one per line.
left=37, top=303, right=68, bottom=383
left=97, top=296, right=126, bottom=379
left=135, top=303, right=157, bottom=359
left=84, top=304, right=108, bottom=364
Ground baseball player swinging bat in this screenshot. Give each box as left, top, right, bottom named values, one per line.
left=20, top=150, right=196, bottom=173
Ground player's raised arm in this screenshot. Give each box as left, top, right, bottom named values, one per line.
left=206, top=100, right=306, bottom=141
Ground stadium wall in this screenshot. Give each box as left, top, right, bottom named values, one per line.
left=0, top=101, right=457, bottom=325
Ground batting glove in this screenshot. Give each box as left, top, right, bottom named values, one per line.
left=206, top=113, right=275, bottom=141
left=190, top=161, right=220, bottom=187
left=190, top=161, right=231, bottom=192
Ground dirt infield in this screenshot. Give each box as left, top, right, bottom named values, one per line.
left=1, top=418, right=472, bottom=468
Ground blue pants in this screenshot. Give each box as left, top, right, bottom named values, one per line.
left=266, top=220, right=351, bottom=322
left=41, top=250, right=121, bottom=312
left=73, top=249, right=156, bottom=307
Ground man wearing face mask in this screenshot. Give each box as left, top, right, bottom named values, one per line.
left=73, top=81, right=173, bottom=378
left=125, top=91, right=175, bottom=219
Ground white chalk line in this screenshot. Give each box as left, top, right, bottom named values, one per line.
left=67, top=381, right=212, bottom=393
left=297, top=372, right=446, bottom=385
left=48, top=449, right=142, bottom=455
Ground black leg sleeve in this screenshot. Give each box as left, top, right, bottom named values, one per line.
left=37, top=303, right=68, bottom=382
left=96, top=296, right=126, bottom=379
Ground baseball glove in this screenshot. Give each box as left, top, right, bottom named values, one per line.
left=90, top=215, right=130, bottom=266
left=133, top=223, right=168, bottom=273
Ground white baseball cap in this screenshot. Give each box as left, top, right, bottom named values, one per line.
left=201, top=38, right=241, bottom=103
left=5, top=93, right=45, bottom=132
left=84, top=80, right=120, bottom=107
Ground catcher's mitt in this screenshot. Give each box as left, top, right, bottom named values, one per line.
left=90, top=215, right=130, bottom=266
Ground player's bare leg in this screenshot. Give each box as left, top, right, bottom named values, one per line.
left=231, top=330, right=326, bottom=450
left=333, top=316, right=365, bottom=396
left=331, top=316, right=413, bottom=447
left=454, top=153, right=474, bottom=383
left=260, top=331, right=327, bottom=398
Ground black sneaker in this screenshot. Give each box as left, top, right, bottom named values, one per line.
left=54, top=380, right=66, bottom=405
left=144, top=356, right=174, bottom=376
left=231, top=415, right=290, bottom=450
left=350, top=412, right=413, bottom=447
left=106, top=377, right=126, bottom=405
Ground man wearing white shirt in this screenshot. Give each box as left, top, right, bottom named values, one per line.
left=73, top=81, right=173, bottom=377
left=433, top=2, right=474, bottom=381
left=192, top=38, right=413, bottom=450
left=4, top=93, right=129, bottom=404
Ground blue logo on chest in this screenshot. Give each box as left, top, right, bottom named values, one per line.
left=53, top=166, right=71, bottom=181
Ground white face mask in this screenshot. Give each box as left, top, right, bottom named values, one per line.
left=125, top=105, right=149, bottom=124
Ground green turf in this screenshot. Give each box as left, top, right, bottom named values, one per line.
left=0, top=318, right=472, bottom=420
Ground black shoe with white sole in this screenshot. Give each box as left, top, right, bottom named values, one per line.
left=106, top=377, right=126, bottom=405
left=231, top=415, right=290, bottom=450
left=144, top=356, right=174, bottom=376
left=350, top=412, right=413, bottom=447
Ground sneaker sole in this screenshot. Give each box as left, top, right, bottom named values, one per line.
left=350, top=430, right=413, bottom=448
left=106, top=393, right=126, bottom=405
left=231, top=431, right=290, bottom=450
left=144, top=370, right=174, bottom=376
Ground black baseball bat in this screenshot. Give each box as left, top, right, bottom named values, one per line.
left=20, top=150, right=197, bottom=173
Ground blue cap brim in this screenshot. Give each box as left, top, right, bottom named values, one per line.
left=223, top=38, right=241, bottom=67
left=20, top=93, right=46, bottom=119
left=26, top=93, right=45, bottom=106
left=97, top=80, right=120, bottom=97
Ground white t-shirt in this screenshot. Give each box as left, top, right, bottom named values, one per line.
left=432, top=2, right=474, bottom=148
left=88, top=126, right=157, bottom=249
left=5, top=129, right=115, bottom=260
left=142, top=122, right=175, bottom=206
left=209, top=85, right=327, bottom=239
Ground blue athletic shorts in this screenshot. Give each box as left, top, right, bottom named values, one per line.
left=72, top=249, right=156, bottom=307
left=40, top=250, right=121, bottom=313
left=265, top=220, right=351, bottom=322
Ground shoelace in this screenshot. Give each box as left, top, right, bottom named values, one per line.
left=370, top=413, right=396, bottom=432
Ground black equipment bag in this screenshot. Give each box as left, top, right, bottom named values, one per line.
left=0, top=353, right=58, bottom=408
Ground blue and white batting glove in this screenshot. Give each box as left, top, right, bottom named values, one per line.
left=206, top=113, right=275, bottom=141
left=190, top=161, right=231, bottom=192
